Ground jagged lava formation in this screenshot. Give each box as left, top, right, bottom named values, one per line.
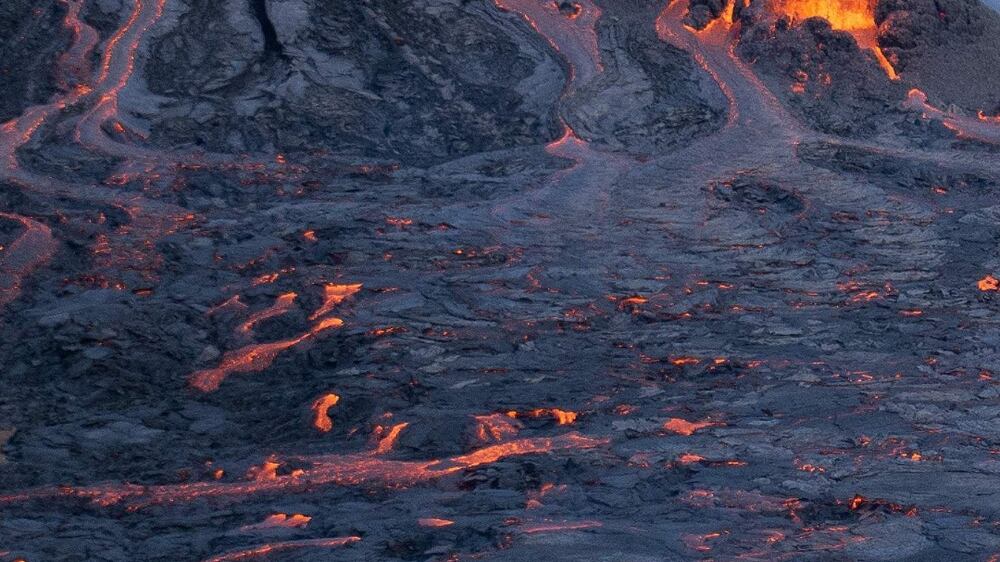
left=1, top=0, right=1000, bottom=560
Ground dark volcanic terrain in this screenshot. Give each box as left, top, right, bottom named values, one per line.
left=2, top=0, right=1000, bottom=560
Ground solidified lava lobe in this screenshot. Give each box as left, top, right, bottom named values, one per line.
left=770, top=0, right=898, bottom=79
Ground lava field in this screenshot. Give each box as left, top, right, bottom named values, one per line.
left=2, top=0, right=1000, bottom=560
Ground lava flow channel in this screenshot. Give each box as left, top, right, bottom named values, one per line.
left=904, top=88, right=1000, bottom=145
left=0, top=432, right=606, bottom=509
left=493, top=0, right=604, bottom=94
left=74, top=0, right=168, bottom=158
left=656, top=0, right=804, bottom=142
left=203, top=537, right=360, bottom=562
left=0, top=214, right=58, bottom=310
left=189, top=316, right=344, bottom=392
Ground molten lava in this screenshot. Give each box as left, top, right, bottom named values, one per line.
left=0, top=214, right=58, bottom=310
left=240, top=513, right=312, bottom=532
left=904, top=89, right=1000, bottom=144
left=418, top=517, right=455, bottom=528
left=203, top=537, right=360, bottom=562
left=308, top=283, right=363, bottom=321
left=771, top=0, right=898, bottom=79
left=237, top=292, right=297, bottom=334
left=188, top=317, right=344, bottom=392
left=506, top=408, right=578, bottom=425
left=310, top=393, right=340, bottom=432
left=0, top=430, right=606, bottom=509
left=663, top=418, right=719, bottom=436
left=978, top=275, right=1000, bottom=292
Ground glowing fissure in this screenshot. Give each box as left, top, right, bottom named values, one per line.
left=0, top=431, right=606, bottom=509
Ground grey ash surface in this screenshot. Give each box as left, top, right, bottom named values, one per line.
left=1, top=0, right=1000, bottom=561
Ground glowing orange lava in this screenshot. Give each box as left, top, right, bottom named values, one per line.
left=978, top=275, right=999, bottom=292
left=189, top=317, right=344, bottom=392
left=203, top=537, right=360, bottom=562
left=771, top=0, right=898, bottom=79
left=308, top=283, right=363, bottom=321
left=506, top=408, right=578, bottom=425
left=240, top=513, right=312, bottom=532
left=0, top=214, right=58, bottom=310
left=521, top=520, right=602, bottom=534
left=310, top=393, right=340, bottom=432
left=663, top=418, right=719, bottom=436
left=0, top=430, right=606, bottom=509
left=237, top=292, right=297, bottom=333
left=418, top=518, right=455, bottom=528
left=904, top=89, right=1000, bottom=144
left=474, top=413, right=522, bottom=443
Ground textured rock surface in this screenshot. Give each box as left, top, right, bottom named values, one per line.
left=1, top=0, right=999, bottom=560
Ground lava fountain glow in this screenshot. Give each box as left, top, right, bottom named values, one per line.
left=770, top=0, right=899, bottom=79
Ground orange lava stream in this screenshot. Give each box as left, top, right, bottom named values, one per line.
left=188, top=316, right=344, bottom=392
left=493, top=0, right=604, bottom=93
left=771, top=0, right=898, bottom=79
left=418, top=517, right=455, bottom=528
left=656, top=1, right=741, bottom=128
left=521, top=520, right=603, bottom=534
left=0, top=432, right=606, bottom=509
left=237, top=292, right=298, bottom=334
left=0, top=214, right=58, bottom=311
left=662, top=418, right=719, bottom=436
left=239, top=513, right=312, bottom=532
left=310, top=393, right=341, bottom=432
left=191, top=281, right=361, bottom=392
left=56, top=0, right=100, bottom=89
left=308, top=283, right=363, bottom=321
left=75, top=0, right=168, bottom=155
left=905, top=89, right=1000, bottom=144
left=202, top=536, right=360, bottom=562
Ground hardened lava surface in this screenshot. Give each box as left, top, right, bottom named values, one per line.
left=2, top=0, right=1000, bottom=560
